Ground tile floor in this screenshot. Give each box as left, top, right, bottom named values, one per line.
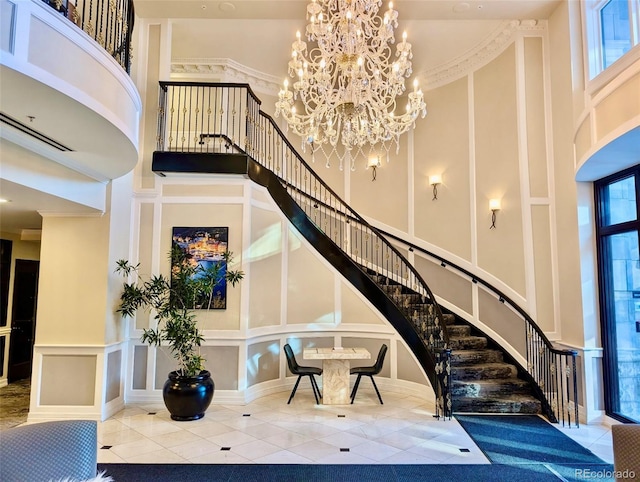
left=89, top=388, right=615, bottom=465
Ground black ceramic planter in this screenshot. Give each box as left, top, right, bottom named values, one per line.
left=162, top=370, right=215, bottom=421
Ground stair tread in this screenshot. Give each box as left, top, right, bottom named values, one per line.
left=452, top=362, right=517, bottom=380
left=453, top=397, right=542, bottom=414
left=451, top=348, right=502, bottom=354
left=454, top=394, right=540, bottom=402
left=453, top=362, right=515, bottom=368
left=366, top=268, right=541, bottom=416
left=450, top=350, right=504, bottom=365
left=452, top=378, right=529, bottom=385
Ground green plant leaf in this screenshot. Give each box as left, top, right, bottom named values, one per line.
left=115, top=246, right=242, bottom=376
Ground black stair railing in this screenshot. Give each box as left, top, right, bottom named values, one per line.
left=41, top=0, right=135, bottom=73
left=156, top=81, right=453, bottom=419
left=377, top=231, right=580, bottom=427
left=155, top=82, right=579, bottom=426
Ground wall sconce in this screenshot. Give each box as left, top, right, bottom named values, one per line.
left=489, top=199, right=501, bottom=229
left=368, top=156, right=381, bottom=181
left=429, top=174, right=442, bottom=200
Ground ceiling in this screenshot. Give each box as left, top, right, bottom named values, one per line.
left=0, top=0, right=562, bottom=238
left=0, top=179, right=98, bottom=234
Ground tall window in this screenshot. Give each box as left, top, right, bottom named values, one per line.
left=584, top=0, right=640, bottom=80
left=601, top=0, right=633, bottom=68
left=595, top=165, right=640, bottom=423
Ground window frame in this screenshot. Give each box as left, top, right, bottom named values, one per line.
left=595, top=164, right=640, bottom=423
left=583, top=0, right=640, bottom=89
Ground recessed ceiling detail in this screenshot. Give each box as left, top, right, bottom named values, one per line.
left=0, top=112, right=73, bottom=152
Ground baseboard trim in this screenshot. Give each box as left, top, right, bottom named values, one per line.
left=27, top=406, right=103, bottom=423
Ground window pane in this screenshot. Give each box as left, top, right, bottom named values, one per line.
left=607, top=231, right=640, bottom=423
left=601, top=0, right=632, bottom=68
left=604, top=175, right=637, bottom=226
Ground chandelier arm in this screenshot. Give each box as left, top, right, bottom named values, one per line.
left=277, top=0, right=425, bottom=163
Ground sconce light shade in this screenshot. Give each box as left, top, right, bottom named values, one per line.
left=367, top=156, right=381, bottom=181
left=489, top=198, right=501, bottom=229
left=429, top=174, right=442, bottom=200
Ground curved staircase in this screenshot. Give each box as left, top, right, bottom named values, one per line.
left=151, top=81, right=580, bottom=426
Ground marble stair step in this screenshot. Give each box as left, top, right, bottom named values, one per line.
left=448, top=336, right=488, bottom=350
left=451, top=378, right=533, bottom=397
left=453, top=395, right=542, bottom=414
left=387, top=293, right=425, bottom=304
left=447, top=324, right=471, bottom=337
left=450, top=349, right=504, bottom=365
left=451, top=362, right=517, bottom=380
left=378, top=284, right=419, bottom=295
left=400, top=305, right=436, bottom=318
left=363, top=266, right=542, bottom=416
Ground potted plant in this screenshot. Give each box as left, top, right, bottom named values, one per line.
left=115, top=242, right=243, bottom=421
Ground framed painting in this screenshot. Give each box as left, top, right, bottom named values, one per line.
left=172, top=226, right=229, bottom=309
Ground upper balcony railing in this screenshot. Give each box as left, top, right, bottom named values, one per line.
left=41, top=0, right=134, bottom=73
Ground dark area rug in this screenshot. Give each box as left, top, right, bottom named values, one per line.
left=455, top=414, right=615, bottom=481
left=98, top=463, right=563, bottom=482
left=455, top=415, right=604, bottom=465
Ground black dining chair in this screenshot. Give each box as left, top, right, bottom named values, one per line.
left=283, top=343, right=322, bottom=404
left=350, top=344, right=388, bottom=404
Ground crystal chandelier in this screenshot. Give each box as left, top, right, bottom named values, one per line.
left=275, top=0, right=427, bottom=171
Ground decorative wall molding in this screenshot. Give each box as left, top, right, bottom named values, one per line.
left=171, top=57, right=282, bottom=95
left=28, top=342, right=126, bottom=422
left=171, top=20, right=547, bottom=95
left=423, top=20, right=545, bottom=90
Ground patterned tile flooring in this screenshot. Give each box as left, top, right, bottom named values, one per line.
left=0, top=381, right=614, bottom=465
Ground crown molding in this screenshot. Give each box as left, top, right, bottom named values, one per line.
left=21, top=229, right=42, bottom=241
left=171, top=20, right=546, bottom=94
left=37, top=211, right=104, bottom=218
left=422, top=20, right=546, bottom=90
left=171, top=58, right=282, bottom=95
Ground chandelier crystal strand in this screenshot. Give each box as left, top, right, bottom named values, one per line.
left=275, top=0, right=427, bottom=171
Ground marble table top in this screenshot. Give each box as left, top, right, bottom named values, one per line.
left=303, top=347, right=371, bottom=360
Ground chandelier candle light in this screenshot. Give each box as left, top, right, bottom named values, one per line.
left=275, top=0, right=427, bottom=171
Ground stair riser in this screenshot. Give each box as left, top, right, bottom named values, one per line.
left=442, top=314, right=456, bottom=324
left=452, top=365, right=517, bottom=380
left=399, top=305, right=436, bottom=317
left=378, top=285, right=422, bottom=296
left=449, top=337, right=488, bottom=350
left=402, top=304, right=436, bottom=313
left=450, top=351, right=504, bottom=365
left=447, top=325, right=471, bottom=337
left=453, top=400, right=542, bottom=414
left=367, top=271, right=542, bottom=416
left=387, top=294, right=425, bottom=304
left=452, top=381, right=533, bottom=397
